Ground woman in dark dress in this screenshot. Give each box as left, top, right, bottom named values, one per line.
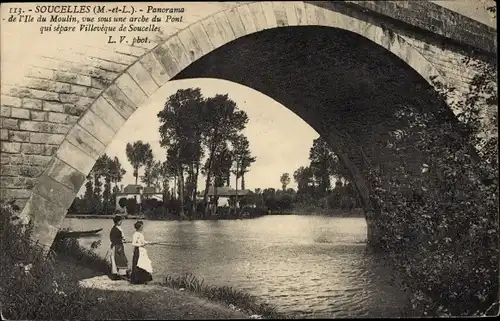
left=130, top=221, right=153, bottom=284
left=109, top=215, right=129, bottom=280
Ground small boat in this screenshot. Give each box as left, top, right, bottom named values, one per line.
left=56, top=228, right=103, bottom=239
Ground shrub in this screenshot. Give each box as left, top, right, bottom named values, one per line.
left=367, top=60, right=498, bottom=316
left=0, top=200, right=101, bottom=319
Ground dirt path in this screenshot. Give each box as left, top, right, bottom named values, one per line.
left=77, top=275, right=251, bottom=319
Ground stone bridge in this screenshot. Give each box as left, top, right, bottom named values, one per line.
left=0, top=1, right=497, bottom=250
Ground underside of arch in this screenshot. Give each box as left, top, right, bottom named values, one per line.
left=13, top=2, right=457, bottom=250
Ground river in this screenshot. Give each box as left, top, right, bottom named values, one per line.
left=61, top=215, right=411, bottom=318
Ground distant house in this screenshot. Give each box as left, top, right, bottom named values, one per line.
left=115, top=184, right=163, bottom=210
left=204, top=186, right=251, bottom=207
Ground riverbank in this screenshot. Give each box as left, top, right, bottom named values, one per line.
left=52, top=239, right=284, bottom=319
left=273, top=207, right=365, bottom=217
left=52, top=256, right=250, bottom=320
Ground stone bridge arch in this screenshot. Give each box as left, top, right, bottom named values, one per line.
left=1, top=2, right=474, bottom=249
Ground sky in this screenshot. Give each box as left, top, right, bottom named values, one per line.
left=77, top=78, right=319, bottom=196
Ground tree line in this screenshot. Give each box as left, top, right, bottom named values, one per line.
left=70, top=88, right=257, bottom=219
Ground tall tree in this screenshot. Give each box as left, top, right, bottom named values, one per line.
left=158, top=88, right=206, bottom=218
left=280, top=173, right=291, bottom=191
left=109, top=156, right=126, bottom=190
left=309, top=137, right=336, bottom=197
left=126, top=141, right=153, bottom=185
left=207, top=143, right=233, bottom=215
left=201, top=94, right=248, bottom=214
left=293, top=166, right=314, bottom=194
left=231, top=134, right=255, bottom=208
left=141, top=160, right=162, bottom=189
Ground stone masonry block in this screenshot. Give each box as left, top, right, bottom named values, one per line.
left=164, top=36, right=192, bottom=71
left=178, top=28, right=204, bottom=63
left=247, top=2, right=268, bottom=32
left=90, top=96, right=127, bottom=132
left=65, top=124, right=105, bottom=160
left=21, top=193, right=68, bottom=247
left=30, top=132, right=65, bottom=145
left=42, top=145, right=58, bottom=156
left=225, top=8, right=247, bottom=38
left=10, top=87, right=60, bottom=101
left=0, top=129, right=8, bottom=140
left=22, top=98, right=43, bottom=110
left=294, top=2, right=308, bottom=26
left=0, top=165, right=44, bottom=178
left=1, top=118, right=19, bottom=130
left=1, top=176, right=37, bottom=190
left=11, top=108, right=30, bottom=119
left=54, top=71, right=92, bottom=87
left=46, top=157, right=86, bottom=193
left=26, top=67, right=54, bottom=80
left=213, top=11, right=236, bottom=45
left=8, top=130, right=30, bottom=142
left=312, top=5, right=328, bottom=27
left=115, top=73, right=148, bottom=107
left=66, top=84, right=90, bottom=97
left=24, top=154, right=52, bottom=167
left=1, top=106, right=11, bottom=117
left=5, top=153, right=22, bottom=165
left=152, top=44, right=182, bottom=80
left=21, top=143, right=44, bottom=155
left=237, top=5, right=258, bottom=34
left=139, top=52, right=172, bottom=86
left=56, top=140, right=96, bottom=175
left=1, top=141, right=21, bottom=153
left=201, top=17, right=226, bottom=50
left=272, top=2, right=289, bottom=27
left=102, top=84, right=137, bottom=119
left=190, top=23, right=215, bottom=56
left=47, top=112, right=79, bottom=124
left=59, top=94, right=94, bottom=108
left=25, top=78, right=70, bottom=94
left=78, top=109, right=116, bottom=146
left=20, top=120, right=71, bottom=134
left=43, top=101, right=64, bottom=113
left=261, top=2, right=279, bottom=29
left=1, top=188, right=31, bottom=200
left=304, top=3, right=319, bottom=25
left=284, top=2, right=299, bottom=26
left=63, top=103, right=87, bottom=117
left=127, top=62, right=159, bottom=96
left=33, top=173, right=77, bottom=209
left=2, top=95, right=22, bottom=108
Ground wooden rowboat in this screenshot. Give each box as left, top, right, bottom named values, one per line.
left=56, top=228, right=103, bottom=239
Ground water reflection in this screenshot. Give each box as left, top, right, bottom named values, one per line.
left=61, top=215, right=410, bottom=317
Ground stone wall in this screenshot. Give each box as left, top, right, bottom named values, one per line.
left=0, top=1, right=495, bottom=249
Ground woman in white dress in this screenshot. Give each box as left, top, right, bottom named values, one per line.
left=130, top=221, right=153, bottom=284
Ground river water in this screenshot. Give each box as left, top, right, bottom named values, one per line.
left=61, top=215, right=411, bottom=318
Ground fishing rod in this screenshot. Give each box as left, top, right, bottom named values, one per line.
left=146, top=242, right=178, bottom=246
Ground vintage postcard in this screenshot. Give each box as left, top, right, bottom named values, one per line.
left=0, top=1, right=498, bottom=319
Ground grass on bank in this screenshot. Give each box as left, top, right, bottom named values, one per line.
left=164, top=273, right=292, bottom=319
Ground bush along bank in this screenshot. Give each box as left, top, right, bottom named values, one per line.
left=164, top=273, right=292, bottom=319
left=0, top=200, right=106, bottom=319
left=364, top=62, right=499, bottom=317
